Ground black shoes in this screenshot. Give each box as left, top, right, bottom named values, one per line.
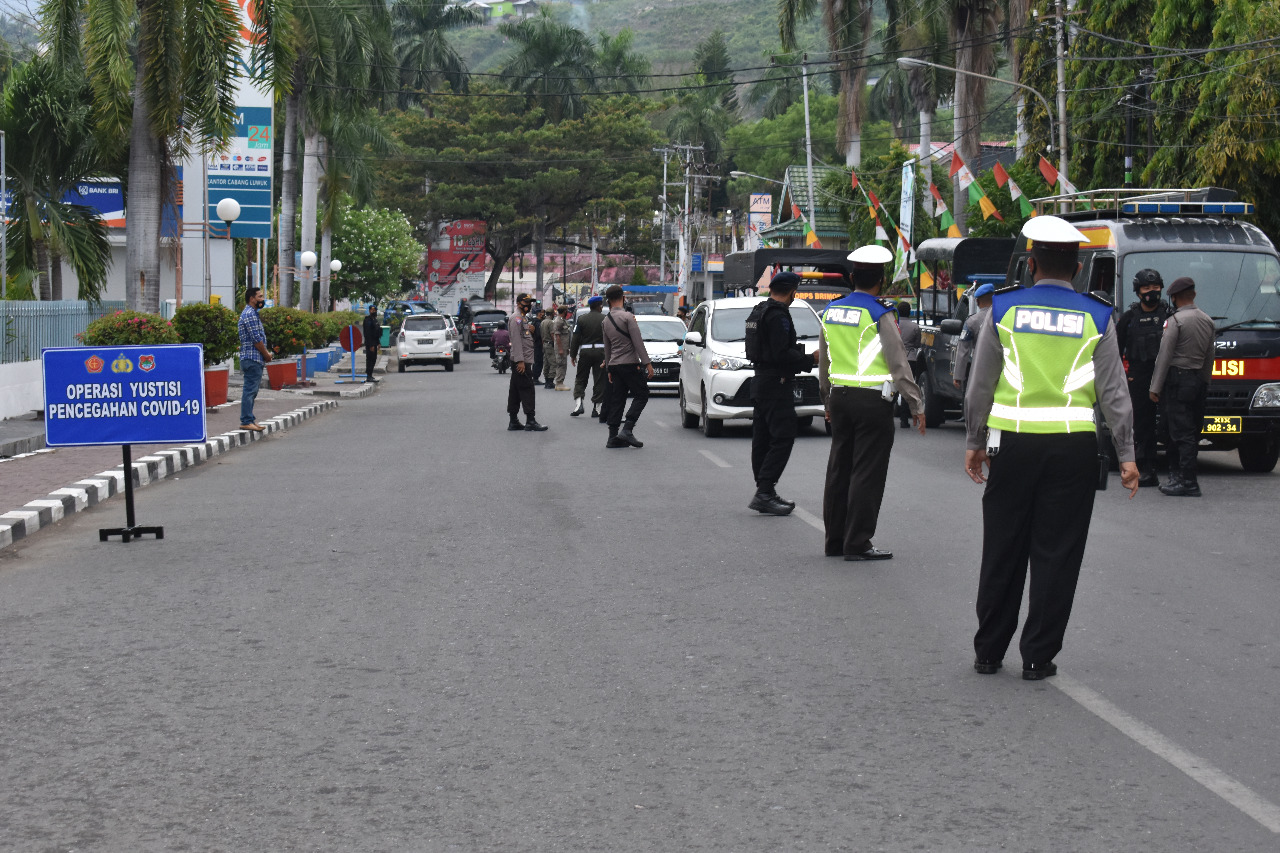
left=1160, top=480, right=1201, bottom=497
left=619, top=426, right=643, bottom=448
left=844, top=547, right=892, bottom=561
left=524, top=419, right=548, bottom=432
left=899, top=419, right=909, bottom=429
left=1138, top=471, right=1160, bottom=487
left=591, top=406, right=600, bottom=418
left=544, top=381, right=554, bottom=389
left=508, top=419, right=524, bottom=431
left=1022, top=661, right=1057, bottom=681
left=571, top=399, right=584, bottom=416
left=974, top=659, right=1002, bottom=675
left=748, top=492, right=794, bottom=516
left=606, top=434, right=629, bottom=448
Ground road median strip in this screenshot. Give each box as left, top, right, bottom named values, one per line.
left=0, top=399, right=337, bottom=551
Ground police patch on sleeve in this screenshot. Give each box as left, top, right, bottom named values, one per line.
left=1013, top=308, right=1086, bottom=337
left=823, top=306, right=864, bottom=326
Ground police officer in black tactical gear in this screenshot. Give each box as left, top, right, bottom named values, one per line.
left=1115, top=268, right=1171, bottom=487
left=745, top=271, right=819, bottom=516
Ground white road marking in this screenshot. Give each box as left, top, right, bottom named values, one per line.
left=652, top=420, right=668, bottom=428
left=792, top=505, right=824, bottom=532
left=1053, top=673, right=1280, bottom=834
left=698, top=449, right=731, bottom=468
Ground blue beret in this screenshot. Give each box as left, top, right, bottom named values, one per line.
left=973, top=283, right=996, bottom=298
left=587, top=295, right=603, bottom=305
left=770, top=271, right=802, bottom=290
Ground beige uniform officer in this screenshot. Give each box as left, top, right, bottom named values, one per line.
left=1149, top=276, right=1216, bottom=496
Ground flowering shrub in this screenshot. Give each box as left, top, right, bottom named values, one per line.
left=172, top=303, right=239, bottom=366
left=258, top=307, right=327, bottom=357
left=78, top=311, right=182, bottom=346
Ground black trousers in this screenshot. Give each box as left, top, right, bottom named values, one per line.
left=364, top=345, right=378, bottom=380
left=823, top=387, right=895, bottom=554
left=606, top=364, right=650, bottom=430
left=1128, top=366, right=1160, bottom=469
left=752, top=375, right=797, bottom=491
left=532, top=345, right=543, bottom=383
left=507, top=366, right=536, bottom=419
left=974, top=431, right=1097, bottom=666
left=1163, top=367, right=1207, bottom=484
left=574, top=349, right=607, bottom=404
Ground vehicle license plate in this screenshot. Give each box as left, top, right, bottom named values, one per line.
left=653, top=365, right=668, bottom=376
left=1202, top=415, right=1242, bottom=434
left=420, top=337, right=435, bottom=345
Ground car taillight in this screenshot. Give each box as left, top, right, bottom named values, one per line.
left=471, top=323, right=479, bottom=332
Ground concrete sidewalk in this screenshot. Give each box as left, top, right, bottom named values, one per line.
left=0, top=353, right=390, bottom=551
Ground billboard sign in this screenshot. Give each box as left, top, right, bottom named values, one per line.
left=426, top=221, right=488, bottom=313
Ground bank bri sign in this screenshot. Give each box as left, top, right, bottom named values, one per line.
left=42, top=345, right=207, bottom=447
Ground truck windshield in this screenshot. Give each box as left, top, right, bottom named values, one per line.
left=1123, top=251, right=1280, bottom=328
left=711, top=305, right=824, bottom=342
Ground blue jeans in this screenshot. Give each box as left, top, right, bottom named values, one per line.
left=241, top=359, right=264, bottom=425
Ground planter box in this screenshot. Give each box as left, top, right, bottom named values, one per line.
left=266, top=359, right=298, bottom=390
left=204, top=367, right=230, bottom=407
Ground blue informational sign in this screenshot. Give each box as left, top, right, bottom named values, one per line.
left=692, top=253, right=703, bottom=273
left=42, top=345, right=208, bottom=447
left=207, top=105, right=274, bottom=239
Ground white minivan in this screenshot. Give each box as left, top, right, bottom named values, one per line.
left=678, top=296, right=825, bottom=436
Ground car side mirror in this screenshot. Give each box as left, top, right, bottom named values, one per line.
left=939, top=319, right=964, bottom=335
left=684, top=331, right=703, bottom=347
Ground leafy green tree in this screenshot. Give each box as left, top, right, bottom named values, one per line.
left=666, top=79, right=735, bottom=166
left=377, top=89, right=662, bottom=295
left=498, top=9, right=597, bottom=121
left=42, top=0, right=239, bottom=312
left=330, top=197, right=425, bottom=302
left=725, top=93, right=840, bottom=182
left=0, top=57, right=111, bottom=301
left=594, top=29, right=650, bottom=94
left=693, top=29, right=737, bottom=115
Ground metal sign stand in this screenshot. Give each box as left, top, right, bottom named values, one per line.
left=99, top=444, right=164, bottom=543
left=334, top=324, right=360, bottom=383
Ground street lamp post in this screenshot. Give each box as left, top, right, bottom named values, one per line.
left=206, top=197, right=241, bottom=305
left=299, top=251, right=316, bottom=382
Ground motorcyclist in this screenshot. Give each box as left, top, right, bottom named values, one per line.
left=490, top=325, right=510, bottom=360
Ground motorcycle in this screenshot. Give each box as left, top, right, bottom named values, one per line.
left=492, top=345, right=511, bottom=374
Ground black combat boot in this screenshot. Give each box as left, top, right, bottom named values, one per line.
left=591, top=405, right=600, bottom=418
left=606, top=428, right=628, bottom=448
left=524, top=419, right=548, bottom=432
left=748, top=490, right=794, bottom=516
left=571, top=398, right=584, bottom=416
left=619, top=423, right=643, bottom=448
left=508, top=416, right=524, bottom=431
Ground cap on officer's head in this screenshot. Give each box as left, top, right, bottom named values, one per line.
left=1167, top=276, right=1196, bottom=297
left=847, top=245, right=894, bottom=266
left=1021, top=215, right=1089, bottom=246
left=587, top=295, right=603, bottom=306
left=973, top=283, right=996, bottom=299
left=770, top=271, right=802, bottom=293
left=1132, top=268, right=1163, bottom=292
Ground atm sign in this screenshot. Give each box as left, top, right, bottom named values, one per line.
left=1212, top=356, right=1280, bottom=379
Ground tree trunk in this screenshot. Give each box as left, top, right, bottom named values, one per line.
left=320, top=218, right=333, bottom=312
left=126, top=71, right=163, bottom=312
left=51, top=251, right=63, bottom=300
left=920, top=108, right=934, bottom=216
left=832, top=0, right=875, bottom=167
left=299, top=125, right=321, bottom=311
left=278, top=72, right=302, bottom=308
left=35, top=237, right=50, bottom=301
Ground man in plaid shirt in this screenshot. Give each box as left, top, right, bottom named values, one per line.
left=238, top=287, right=273, bottom=431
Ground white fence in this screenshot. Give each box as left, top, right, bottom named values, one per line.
left=1, top=300, right=132, bottom=364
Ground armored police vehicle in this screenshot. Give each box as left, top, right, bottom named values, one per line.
left=1009, top=188, right=1280, bottom=472
left=912, top=237, right=1016, bottom=427
left=723, top=248, right=852, bottom=310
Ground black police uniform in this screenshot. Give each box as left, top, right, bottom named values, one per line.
left=748, top=300, right=814, bottom=495
left=1115, top=299, right=1171, bottom=477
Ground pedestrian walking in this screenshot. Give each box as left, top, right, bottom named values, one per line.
left=601, top=284, right=652, bottom=448
left=553, top=306, right=571, bottom=391
left=507, top=294, right=548, bottom=432
left=237, top=286, right=272, bottom=432
left=1149, top=276, right=1215, bottom=497
left=896, top=300, right=922, bottom=428
left=744, top=271, right=819, bottom=515
left=362, top=303, right=381, bottom=383
left=819, top=247, right=925, bottom=557
left=953, top=283, right=995, bottom=389
left=964, top=216, right=1139, bottom=681
left=541, top=306, right=557, bottom=389
left=1116, top=269, right=1172, bottom=487
left=570, top=295, right=607, bottom=417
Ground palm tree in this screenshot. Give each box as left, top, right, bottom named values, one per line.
left=779, top=0, right=874, bottom=166
left=498, top=9, right=597, bottom=122
left=748, top=51, right=819, bottom=119
left=899, top=0, right=953, bottom=213
left=43, top=0, right=239, bottom=312
left=951, top=0, right=1001, bottom=230
left=0, top=57, right=111, bottom=301
left=694, top=29, right=737, bottom=115
left=392, top=0, right=483, bottom=109
left=594, top=29, right=650, bottom=94
left=666, top=79, right=734, bottom=165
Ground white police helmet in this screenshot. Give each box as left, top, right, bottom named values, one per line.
left=1021, top=215, right=1089, bottom=245
left=847, top=245, right=895, bottom=264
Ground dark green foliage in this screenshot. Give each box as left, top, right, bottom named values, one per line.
left=172, top=303, right=240, bottom=366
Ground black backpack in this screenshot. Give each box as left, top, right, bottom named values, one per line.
left=743, top=301, right=772, bottom=363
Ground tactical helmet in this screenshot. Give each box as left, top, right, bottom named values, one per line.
left=1132, top=268, right=1163, bottom=294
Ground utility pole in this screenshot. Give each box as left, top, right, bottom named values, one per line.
left=801, top=55, right=817, bottom=235
left=1122, top=89, right=1135, bottom=189
left=653, top=147, right=672, bottom=284
left=671, top=143, right=702, bottom=306
left=1054, top=0, right=1069, bottom=187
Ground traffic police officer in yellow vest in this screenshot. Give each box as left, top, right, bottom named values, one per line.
left=964, top=216, right=1139, bottom=680
left=819, top=245, right=925, bottom=561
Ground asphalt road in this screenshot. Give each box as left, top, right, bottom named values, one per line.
left=2, top=355, right=1278, bottom=851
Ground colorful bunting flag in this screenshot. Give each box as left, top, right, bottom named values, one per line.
left=1007, top=177, right=1036, bottom=219
left=850, top=168, right=859, bottom=191
left=993, top=162, right=1010, bottom=188
left=929, top=183, right=962, bottom=238
left=951, top=153, right=1002, bottom=220
left=790, top=202, right=821, bottom=248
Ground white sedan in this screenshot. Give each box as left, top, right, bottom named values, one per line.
left=396, top=314, right=455, bottom=372
left=635, top=315, right=689, bottom=393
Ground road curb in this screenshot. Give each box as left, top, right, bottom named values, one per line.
left=0, top=399, right=338, bottom=552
